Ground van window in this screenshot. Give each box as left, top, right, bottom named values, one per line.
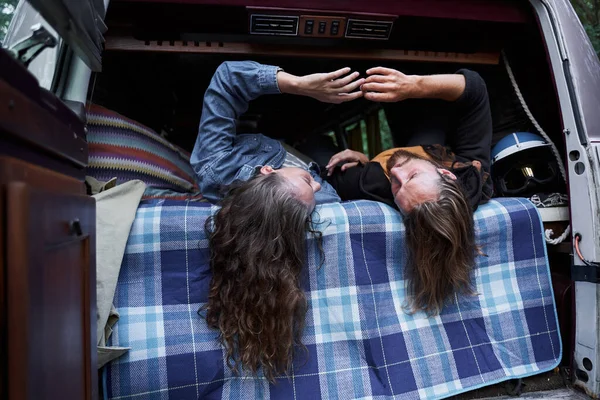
left=345, top=120, right=369, bottom=156
left=324, top=130, right=339, bottom=148
left=342, top=109, right=394, bottom=158
left=379, top=109, right=394, bottom=150
left=0, top=0, right=18, bottom=44
left=1, top=0, right=61, bottom=90
left=572, top=1, right=600, bottom=57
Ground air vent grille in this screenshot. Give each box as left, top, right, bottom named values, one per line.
left=250, top=14, right=299, bottom=36
left=345, top=19, right=393, bottom=40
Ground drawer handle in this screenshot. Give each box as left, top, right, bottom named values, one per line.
left=70, top=219, right=83, bottom=236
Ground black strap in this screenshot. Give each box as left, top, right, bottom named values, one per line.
left=571, top=261, right=600, bottom=283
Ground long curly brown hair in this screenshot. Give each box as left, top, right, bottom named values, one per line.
left=203, top=173, right=322, bottom=382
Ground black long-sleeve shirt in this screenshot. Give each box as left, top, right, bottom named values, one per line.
left=327, top=69, right=493, bottom=211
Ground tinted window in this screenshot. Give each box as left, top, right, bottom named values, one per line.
left=0, top=0, right=19, bottom=44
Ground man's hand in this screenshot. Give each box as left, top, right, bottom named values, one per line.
left=361, top=67, right=466, bottom=102
left=325, top=149, right=370, bottom=176
left=278, top=67, right=365, bottom=104
left=360, top=67, right=419, bottom=102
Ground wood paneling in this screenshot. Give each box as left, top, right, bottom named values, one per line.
left=105, top=36, right=501, bottom=65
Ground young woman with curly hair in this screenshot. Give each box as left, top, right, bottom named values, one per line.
left=191, top=61, right=363, bottom=381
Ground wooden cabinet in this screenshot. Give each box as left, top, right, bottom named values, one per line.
left=0, top=158, right=97, bottom=400
left=0, top=49, right=97, bottom=400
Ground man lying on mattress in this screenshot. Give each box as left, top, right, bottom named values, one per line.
left=190, top=61, right=492, bottom=382
left=326, top=66, right=494, bottom=315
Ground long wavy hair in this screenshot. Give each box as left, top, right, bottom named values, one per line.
left=402, top=174, right=477, bottom=315
left=203, top=172, right=322, bottom=383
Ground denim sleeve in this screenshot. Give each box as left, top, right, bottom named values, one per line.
left=190, top=61, right=281, bottom=175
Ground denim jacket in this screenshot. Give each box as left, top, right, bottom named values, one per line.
left=190, top=61, right=340, bottom=204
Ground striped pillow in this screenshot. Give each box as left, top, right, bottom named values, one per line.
left=86, top=104, right=202, bottom=198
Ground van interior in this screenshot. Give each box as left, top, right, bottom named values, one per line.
left=95, top=1, right=563, bottom=153
left=2, top=0, right=591, bottom=398
left=93, top=0, right=574, bottom=393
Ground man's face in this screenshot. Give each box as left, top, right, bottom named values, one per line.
left=388, top=151, right=456, bottom=214
left=260, top=166, right=321, bottom=211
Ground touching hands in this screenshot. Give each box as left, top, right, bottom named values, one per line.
left=325, top=149, right=370, bottom=176
left=278, top=65, right=464, bottom=175
left=279, top=66, right=424, bottom=104
left=279, top=67, right=365, bottom=104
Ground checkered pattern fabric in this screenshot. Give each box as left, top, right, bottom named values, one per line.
left=106, top=198, right=561, bottom=400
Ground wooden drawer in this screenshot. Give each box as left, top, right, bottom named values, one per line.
left=0, top=156, right=84, bottom=195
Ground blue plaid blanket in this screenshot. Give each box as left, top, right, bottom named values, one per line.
left=106, top=198, right=561, bottom=399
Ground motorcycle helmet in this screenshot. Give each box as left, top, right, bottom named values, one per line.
left=491, top=132, right=563, bottom=197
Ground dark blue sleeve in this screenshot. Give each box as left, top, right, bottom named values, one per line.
left=451, top=69, right=493, bottom=173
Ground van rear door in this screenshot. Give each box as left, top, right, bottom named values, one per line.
left=26, top=0, right=106, bottom=71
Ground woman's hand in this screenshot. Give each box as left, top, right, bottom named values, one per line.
left=278, top=68, right=365, bottom=104
left=360, top=67, right=420, bottom=102
left=325, top=149, right=370, bottom=176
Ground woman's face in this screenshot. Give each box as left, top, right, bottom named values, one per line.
left=260, top=166, right=321, bottom=211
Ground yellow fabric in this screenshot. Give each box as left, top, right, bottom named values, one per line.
left=371, top=146, right=432, bottom=178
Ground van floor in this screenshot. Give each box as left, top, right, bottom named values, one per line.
left=450, top=370, right=568, bottom=399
